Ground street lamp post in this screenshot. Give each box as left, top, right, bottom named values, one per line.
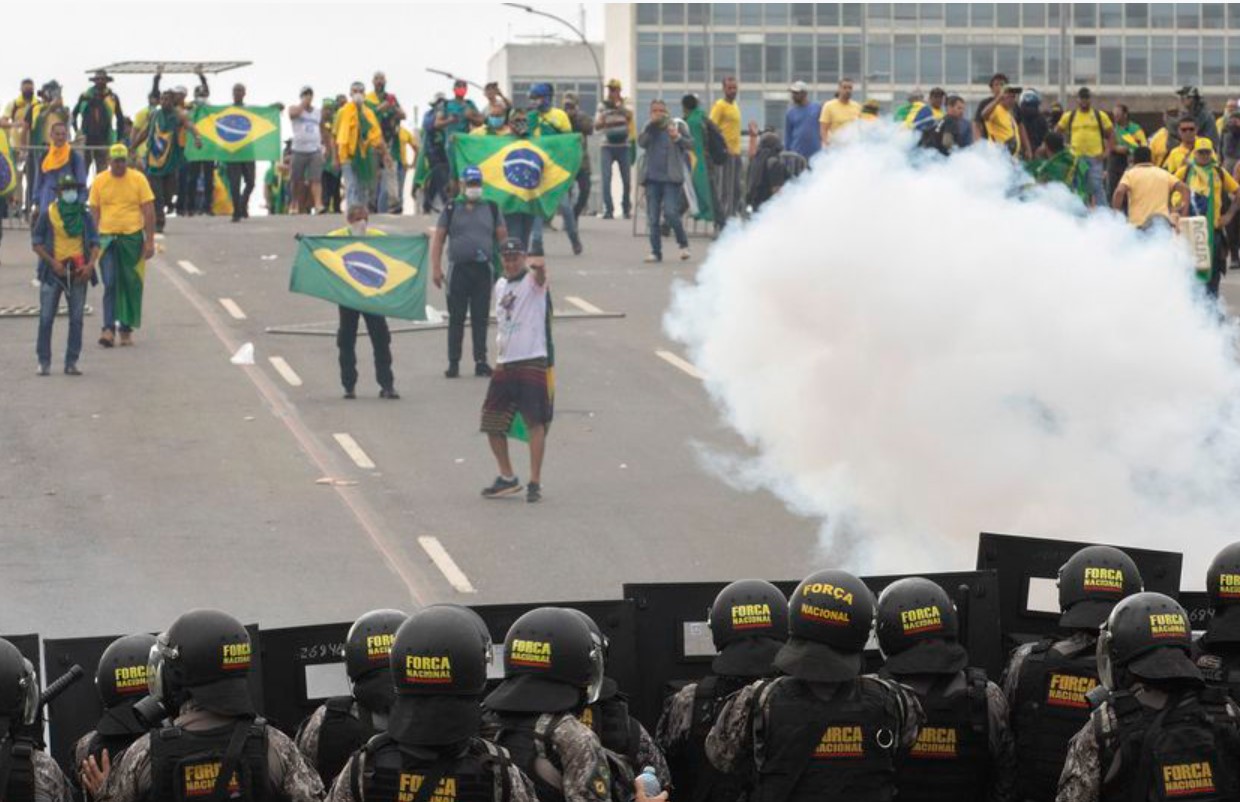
left=502, top=2, right=605, bottom=100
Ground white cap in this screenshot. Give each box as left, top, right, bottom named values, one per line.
left=789, top=80, right=809, bottom=93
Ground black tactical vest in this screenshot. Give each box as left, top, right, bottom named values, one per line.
left=0, top=738, right=36, bottom=802
left=148, top=720, right=282, bottom=802
left=314, top=697, right=377, bottom=787
left=484, top=713, right=565, bottom=802
left=753, top=677, right=904, bottom=802
left=1095, top=687, right=1240, bottom=802
left=1012, top=636, right=1100, bottom=802
left=892, top=669, right=990, bottom=802
left=579, top=697, right=639, bottom=769
left=356, top=734, right=509, bottom=802
left=674, top=675, right=750, bottom=802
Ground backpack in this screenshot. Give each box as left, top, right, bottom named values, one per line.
left=703, top=119, right=729, bottom=166
left=1065, top=108, right=1108, bottom=149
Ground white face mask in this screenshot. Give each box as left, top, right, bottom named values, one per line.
left=60, top=190, right=79, bottom=204
left=464, top=187, right=483, bottom=201
left=349, top=221, right=367, bottom=236
left=351, top=92, right=365, bottom=104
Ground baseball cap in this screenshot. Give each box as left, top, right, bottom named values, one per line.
left=606, top=78, right=622, bottom=90
left=109, top=143, right=129, bottom=160
left=500, top=238, right=526, bottom=256
left=789, top=80, right=808, bottom=93
left=462, top=165, right=483, bottom=184
left=1195, top=138, right=1216, bottom=154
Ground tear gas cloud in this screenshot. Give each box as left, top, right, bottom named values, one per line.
left=666, top=126, right=1240, bottom=584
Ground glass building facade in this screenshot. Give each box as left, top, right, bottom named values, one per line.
left=630, top=3, right=1240, bottom=132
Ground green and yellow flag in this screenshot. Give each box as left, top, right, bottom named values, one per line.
left=187, top=105, right=281, bottom=163
left=290, top=235, right=429, bottom=321
left=0, top=128, right=15, bottom=198
left=451, top=133, right=582, bottom=218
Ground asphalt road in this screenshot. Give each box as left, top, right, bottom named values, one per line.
left=0, top=210, right=820, bottom=638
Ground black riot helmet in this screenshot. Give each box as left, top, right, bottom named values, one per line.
left=148, top=609, right=255, bottom=717
left=388, top=606, right=488, bottom=746
left=569, top=608, right=626, bottom=701
left=876, top=577, right=969, bottom=676
left=484, top=607, right=604, bottom=714
left=1097, top=592, right=1200, bottom=689
left=1058, top=545, right=1143, bottom=630
left=708, top=579, right=789, bottom=677
left=0, top=639, right=39, bottom=730
left=1203, top=542, right=1240, bottom=644
left=97, top=634, right=158, bottom=709
left=775, top=569, right=875, bottom=683
left=345, top=608, right=406, bottom=714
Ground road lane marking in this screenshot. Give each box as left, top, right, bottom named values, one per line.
left=333, top=433, right=376, bottom=469
left=655, top=349, right=706, bottom=380
left=219, top=298, right=247, bottom=319
left=418, top=536, right=477, bottom=593
left=268, top=356, right=303, bottom=387
left=564, top=295, right=604, bottom=315
left=177, top=259, right=203, bottom=275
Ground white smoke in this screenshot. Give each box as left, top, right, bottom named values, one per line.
left=666, top=125, right=1240, bottom=585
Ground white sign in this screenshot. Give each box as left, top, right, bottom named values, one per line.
left=1181, top=216, right=1212, bottom=278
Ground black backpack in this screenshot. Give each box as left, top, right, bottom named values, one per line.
left=703, top=119, right=729, bottom=166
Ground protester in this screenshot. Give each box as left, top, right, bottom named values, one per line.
left=327, top=206, right=398, bottom=399
left=1174, top=138, right=1240, bottom=296
left=682, top=94, right=717, bottom=226
left=1149, top=105, right=1182, bottom=168
left=638, top=99, right=691, bottom=263
left=893, top=90, right=924, bottom=124
left=1217, top=98, right=1238, bottom=140
left=88, top=144, right=155, bottom=348
left=818, top=77, right=862, bottom=148
left=1056, top=88, right=1113, bottom=207
left=784, top=81, right=821, bottom=161
left=320, top=97, right=343, bottom=213
left=335, top=81, right=387, bottom=211
left=746, top=125, right=806, bottom=211
left=597, top=78, right=634, bottom=220
left=1112, top=145, right=1188, bottom=230
left=1029, top=131, right=1088, bottom=203
left=978, top=77, right=1031, bottom=159
left=479, top=238, right=552, bottom=503
left=431, top=165, right=507, bottom=379
left=32, top=174, right=99, bottom=376
left=920, top=94, right=970, bottom=155
left=1107, top=103, right=1146, bottom=197
left=475, top=101, right=511, bottom=136
left=484, top=81, right=510, bottom=113
left=905, top=86, right=947, bottom=134
left=420, top=92, right=451, bottom=214
left=366, top=71, right=406, bottom=213
left=131, top=89, right=201, bottom=233
left=1221, top=111, right=1240, bottom=267
left=32, top=119, right=87, bottom=217
left=224, top=83, right=259, bottom=221
left=394, top=122, right=418, bottom=215
left=1163, top=116, right=1199, bottom=176
left=289, top=86, right=324, bottom=215
left=709, top=76, right=744, bottom=224
left=29, top=81, right=70, bottom=211
left=3, top=79, right=36, bottom=214
left=1017, top=89, right=1048, bottom=153
left=184, top=80, right=215, bottom=216
left=526, top=83, right=580, bottom=257
left=563, top=91, right=594, bottom=219
left=73, top=70, right=123, bottom=175
left=1179, top=85, right=1217, bottom=148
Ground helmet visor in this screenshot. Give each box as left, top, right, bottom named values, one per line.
left=148, top=633, right=178, bottom=702
left=1096, top=622, right=1114, bottom=689
left=585, top=641, right=605, bottom=705
left=19, top=659, right=38, bottom=726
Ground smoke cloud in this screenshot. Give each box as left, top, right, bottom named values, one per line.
left=666, top=126, right=1240, bottom=584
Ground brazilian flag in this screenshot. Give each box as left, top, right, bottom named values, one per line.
left=187, top=105, right=281, bottom=163
left=290, top=235, right=428, bottom=321
left=451, top=134, right=582, bottom=218
left=0, top=128, right=15, bottom=198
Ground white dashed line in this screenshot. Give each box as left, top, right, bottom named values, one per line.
left=333, top=433, right=376, bottom=469
left=564, top=295, right=604, bottom=315
left=177, top=259, right=203, bottom=275
left=655, top=349, right=706, bottom=380
left=268, top=356, right=303, bottom=387
left=417, top=536, right=477, bottom=593
left=218, top=298, right=247, bottom=319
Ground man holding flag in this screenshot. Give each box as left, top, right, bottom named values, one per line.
left=88, top=144, right=155, bottom=347
left=131, top=89, right=201, bottom=233
left=335, top=82, right=388, bottom=211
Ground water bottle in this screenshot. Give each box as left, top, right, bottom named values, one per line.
left=637, top=767, right=661, bottom=798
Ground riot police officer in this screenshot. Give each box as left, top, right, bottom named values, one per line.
left=876, top=577, right=1015, bottom=802
left=91, top=609, right=324, bottom=802
left=1002, top=545, right=1143, bottom=802
left=73, top=634, right=157, bottom=798
left=482, top=607, right=614, bottom=802
left=568, top=611, right=669, bottom=788
left=1194, top=542, right=1240, bottom=700
left=0, top=638, right=72, bottom=802
left=296, top=609, right=406, bottom=785
left=326, top=605, right=538, bottom=802
left=705, top=570, right=923, bottom=802
left=1056, top=592, right=1240, bottom=801
left=656, top=579, right=788, bottom=802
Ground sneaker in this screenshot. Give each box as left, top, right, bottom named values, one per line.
left=119, top=331, right=133, bottom=346
left=680, top=247, right=692, bottom=261
left=526, top=481, right=542, bottom=503
left=444, top=362, right=460, bottom=379
left=98, top=329, right=114, bottom=348
left=475, top=362, right=493, bottom=377
left=37, top=363, right=50, bottom=377
left=572, top=239, right=584, bottom=256
left=64, top=364, right=81, bottom=376
left=482, top=476, right=523, bottom=498
left=343, top=388, right=356, bottom=400
left=644, top=253, right=662, bottom=263
left=379, top=387, right=401, bottom=400
left=601, top=212, right=614, bottom=220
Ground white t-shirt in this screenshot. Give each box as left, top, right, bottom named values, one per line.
left=291, top=106, right=322, bottom=153
left=494, top=271, right=548, bottom=364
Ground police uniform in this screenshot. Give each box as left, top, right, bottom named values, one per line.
left=325, top=739, right=538, bottom=802
left=0, top=638, right=72, bottom=802
left=1194, top=542, right=1240, bottom=702
left=1002, top=547, right=1142, bottom=802
left=295, top=699, right=385, bottom=787
left=4, top=743, right=74, bottom=802
left=705, top=570, right=924, bottom=802
left=657, top=579, right=788, bottom=802
left=1055, top=593, right=1240, bottom=802
left=578, top=689, right=670, bottom=786
left=481, top=714, right=611, bottom=802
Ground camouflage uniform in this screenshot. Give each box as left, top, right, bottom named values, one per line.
left=704, top=677, right=925, bottom=775
left=30, top=748, right=74, bottom=802
left=324, top=743, right=539, bottom=802
left=654, top=684, right=697, bottom=753
left=295, top=705, right=329, bottom=765
left=578, top=704, right=670, bottom=787
left=484, top=712, right=612, bottom=802
left=1001, top=632, right=1097, bottom=707
left=95, top=705, right=325, bottom=802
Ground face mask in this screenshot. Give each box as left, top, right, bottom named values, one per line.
left=349, top=221, right=367, bottom=236
left=454, top=88, right=467, bottom=99
left=61, top=190, right=79, bottom=204
left=351, top=92, right=365, bottom=104
left=465, top=187, right=483, bottom=201
left=22, top=89, right=33, bottom=100
left=487, top=116, right=505, bottom=129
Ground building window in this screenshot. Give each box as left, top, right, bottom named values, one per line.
left=1073, top=36, right=1098, bottom=85
left=1073, top=3, right=1096, bottom=28
left=1021, top=3, right=1045, bottom=27
left=638, top=37, right=659, bottom=83
left=842, top=3, right=862, bottom=26
left=737, top=91, right=763, bottom=131
left=1203, top=4, right=1225, bottom=29
left=1022, top=36, right=1046, bottom=85
left=662, top=4, right=685, bottom=25
left=739, top=3, right=762, bottom=26
left=1231, top=6, right=1240, bottom=28
left=688, top=34, right=708, bottom=84
left=636, top=4, right=658, bottom=26
left=1125, top=37, right=1149, bottom=86
left=946, top=43, right=970, bottom=84
left=1099, top=3, right=1123, bottom=28
left=894, top=3, right=918, bottom=21
left=1228, top=36, right=1240, bottom=85
left=996, top=3, right=1019, bottom=27
left=764, top=100, right=787, bottom=134
left=970, top=4, right=994, bottom=27
left=740, top=43, right=763, bottom=83
left=1100, top=37, right=1122, bottom=84
left=1151, top=37, right=1174, bottom=85
left=687, top=4, right=708, bottom=25
left=792, top=4, right=815, bottom=26
left=1175, top=37, right=1199, bottom=86
left=895, top=35, right=917, bottom=84
left=868, top=3, right=891, bottom=22
left=713, top=4, right=738, bottom=25
left=713, top=35, right=738, bottom=82
left=1047, top=35, right=1062, bottom=88
left=920, top=35, right=944, bottom=85
left=1203, top=39, right=1224, bottom=86
left=663, top=35, right=686, bottom=83
left=817, top=34, right=841, bottom=83
left=970, top=41, right=994, bottom=84
left=920, top=4, right=944, bottom=23
left=792, top=34, right=814, bottom=80
left=842, top=34, right=862, bottom=77
left=765, top=3, right=790, bottom=25
left=946, top=4, right=969, bottom=28
left=1125, top=3, right=1149, bottom=28
left=636, top=91, right=657, bottom=121
left=1176, top=3, right=1200, bottom=29
left=1150, top=3, right=1174, bottom=28
left=869, top=35, right=892, bottom=83
left=1047, top=2, right=1061, bottom=27
left=817, top=4, right=839, bottom=26
left=766, top=35, right=789, bottom=84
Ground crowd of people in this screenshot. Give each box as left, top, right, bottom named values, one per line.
left=1, top=540, right=1239, bottom=802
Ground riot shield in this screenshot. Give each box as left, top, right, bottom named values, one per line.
left=623, top=571, right=1001, bottom=731
left=258, top=622, right=351, bottom=736
left=976, top=532, right=1182, bottom=652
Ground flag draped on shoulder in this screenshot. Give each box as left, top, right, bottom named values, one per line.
left=187, top=105, right=281, bottom=163
left=290, top=235, right=429, bottom=321
left=99, top=233, right=147, bottom=329
left=0, top=129, right=15, bottom=198
left=450, top=134, right=582, bottom=218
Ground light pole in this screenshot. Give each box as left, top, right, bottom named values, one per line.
left=426, top=67, right=485, bottom=92
left=502, top=2, right=605, bottom=100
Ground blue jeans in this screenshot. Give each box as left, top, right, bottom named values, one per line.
left=1083, top=157, right=1106, bottom=207
left=100, top=247, right=133, bottom=334
left=644, top=181, right=688, bottom=258
left=600, top=146, right=632, bottom=216
left=38, top=278, right=87, bottom=367
left=505, top=212, right=536, bottom=253
left=342, top=162, right=377, bottom=210
left=378, top=163, right=405, bottom=213
left=532, top=190, right=579, bottom=255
